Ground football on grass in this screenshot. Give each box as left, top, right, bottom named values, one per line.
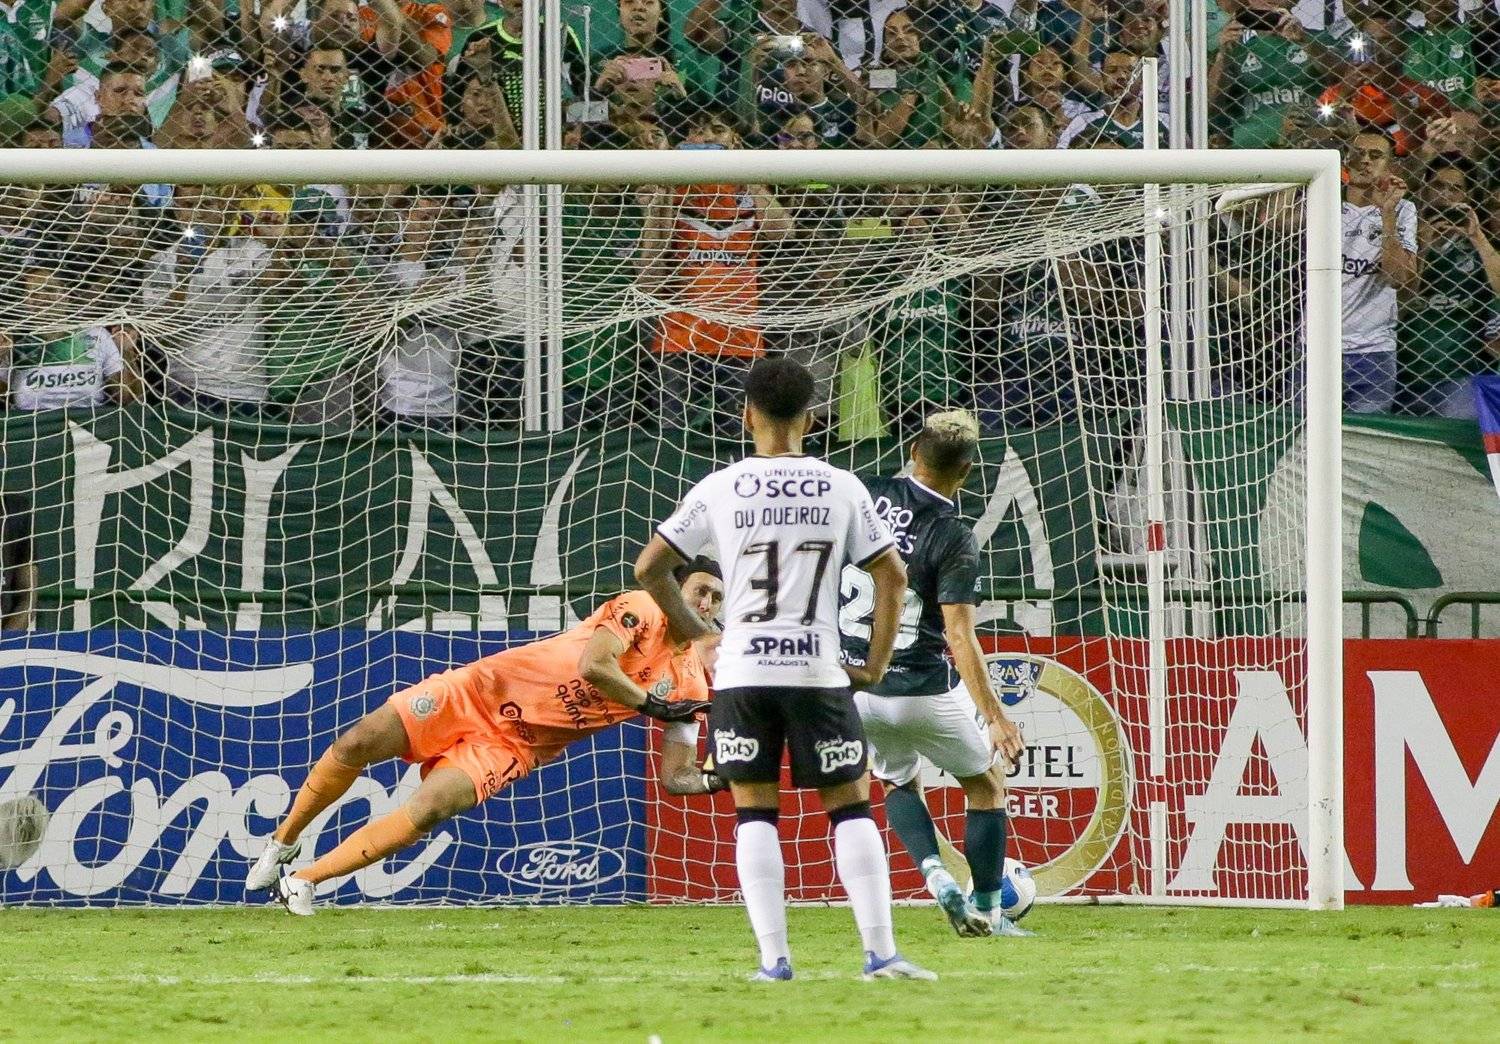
left=1000, top=858, right=1036, bottom=921
left=0, top=794, right=50, bottom=870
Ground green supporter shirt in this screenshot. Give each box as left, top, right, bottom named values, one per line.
left=447, top=18, right=584, bottom=133
left=1402, top=24, right=1476, bottom=110
left=871, top=56, right=962, bottom=148
left=1221, top=31, right=1322, bottom=148
left=0, top=0, right=54, bottom=96
left=869, top=284, right=963, bottom=410
left=263, top=256, right=371, bottom=398
left=560, top=188, right=646, bottom=392
left=1399, top=232, right=1496, bottom=391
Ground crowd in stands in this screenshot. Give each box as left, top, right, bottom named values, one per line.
left=0, top=0, right=1499, bottom=428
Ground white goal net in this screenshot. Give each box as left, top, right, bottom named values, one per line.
left=0, top=150, right=1341, bottom=909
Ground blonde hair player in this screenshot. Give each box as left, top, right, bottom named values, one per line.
left=839, top=409, right=1031, bottom=937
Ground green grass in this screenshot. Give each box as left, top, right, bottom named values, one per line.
left=4, top=905, right=1497, bottom=1042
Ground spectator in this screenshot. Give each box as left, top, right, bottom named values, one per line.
left=686, top=0, right=811, bottom=106
left=446, top=0, right=586, bottom=132
left=1001, top=101, right=1054, bottom=149
left=261, top=187, right=371, bottom=425
left=376, top=0, right=455, bottom=147
left=1315, top=0, right=1450, bottom=159
left=1209, top=0, right=1325, bottom=148
left=1398, top=156, right=1500, bottom=417
left=743, top=33, right=859, bottom=145
left=640, top=108, right=790, bottom=434
left=1014, top=44, right=1093, bottom=136
left=0, top=0, right=63, bottom=142
left=0, top=263, right=141, bottom=411
left=262, top=42, right=380, bottom=148
left=771, top=108, right=821, bottom=149
left=594, top=49, right=691, bottom=136
left=1057, top=46, right=1165, bottom=148
left=142, top=184, right=273, bottom=416
left=1403, top=0, right=1477, bottom=112
left=1341, top=130, right=1417, bottom=413
left=71, top=0, right=190, bottom=94
left=442, top=72, right=520, bottom=147
left=854, top=8, right=959, bottom=148
left=0, top=492, right=33, bottom=631
left=50, top=63, right=147, bottom=146
left=914, top=0, right=1043, bottom=84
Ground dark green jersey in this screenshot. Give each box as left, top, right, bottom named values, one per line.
left=1403, top=24, right=1476, bottom=110
left=1399, top=232, right=1496, bottom=388
left=839, top=474, right=982, bottom=697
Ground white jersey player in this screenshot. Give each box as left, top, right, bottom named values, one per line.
left=636, top=356, right=935, bottom=982
left=1340, top=129, right=1419, bottom=413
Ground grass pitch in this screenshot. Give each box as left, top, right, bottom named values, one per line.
left=6, top=905, right=1497, bottom=1042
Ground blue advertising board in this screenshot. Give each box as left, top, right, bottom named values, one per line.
left=0, top=631, right=649, bottom=905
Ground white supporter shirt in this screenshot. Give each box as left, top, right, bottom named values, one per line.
left=7, top=327, right=123, bottom=410
left=1341, top=199, right=1417, bottom=356
left=657, top=455, right=894, bottom=690
left=380, top=260, right=461, bottom=417
left=143, top=238, right=272, bottom=402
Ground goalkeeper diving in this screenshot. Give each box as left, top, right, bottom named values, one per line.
left=246, top=560, right=725, bottom=914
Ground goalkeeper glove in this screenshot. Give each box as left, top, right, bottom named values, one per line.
left=639, top=695, right=711, bottom=723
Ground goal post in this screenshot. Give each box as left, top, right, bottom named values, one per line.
left=0, top=147, right=1342, bottom=910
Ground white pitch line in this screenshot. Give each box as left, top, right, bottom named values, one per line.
left=2, top=963, right=1484, bottom=989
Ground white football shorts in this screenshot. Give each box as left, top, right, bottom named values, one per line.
left=853, top=682, right=996, bottom=787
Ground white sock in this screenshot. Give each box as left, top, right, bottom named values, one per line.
left=834, top=815, right=897, bottom=960
left=736, top=819, right=790, bottom=968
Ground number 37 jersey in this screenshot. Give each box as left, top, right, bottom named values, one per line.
left=657, top=455, right=894, bottom=690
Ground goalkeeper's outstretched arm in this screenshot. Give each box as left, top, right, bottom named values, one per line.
left=659, top=736, right=729, bottom=796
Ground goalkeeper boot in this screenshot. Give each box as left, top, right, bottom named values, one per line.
left=272, top=874, right=315, bottom=917
left=926, top=866, right=990, bottom=938
left=245, top=837, right=302, bottom=892
left=862, top=952, right=938, bottom=981
left=748, top=958, right=794, bottom=982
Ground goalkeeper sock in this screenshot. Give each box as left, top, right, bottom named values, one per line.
left=293, top=807, right=424, bottom=886
left=735, top=809, right=790, bottom=969
left=883, top=781, right=941, bottom=871
left=964, top=807, right=1008, bottom=909
left=1475, top=891, right=1498, bottom=909
left=277, top=747, right=363, bottom=845
left=831, top=803, right=897, bottom=960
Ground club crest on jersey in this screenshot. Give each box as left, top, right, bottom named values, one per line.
left=620, top=611, right=639, bottom=630
left=734, top=474, right=762, bottom=497
left=714, top=729, right=759, bottom=763
left=409, top=691, right=440, bottom=720
left=649, top=678, right=674, bottom=699
left=815, top=738, right=864, bottom=773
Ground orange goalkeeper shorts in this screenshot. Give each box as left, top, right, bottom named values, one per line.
left=388, top=670, right=535, bottom=801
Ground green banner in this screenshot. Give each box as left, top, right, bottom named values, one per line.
left=0, top=406, right=1105, bottom=633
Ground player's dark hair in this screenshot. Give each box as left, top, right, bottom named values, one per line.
left=913, top=410, right=980, bottom=478
left=744, top=357, right=815, bottom=421
left=673, top=555, right=722, bottom=584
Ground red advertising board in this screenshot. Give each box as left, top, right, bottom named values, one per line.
left=647, top=639, right=1500, bottom=905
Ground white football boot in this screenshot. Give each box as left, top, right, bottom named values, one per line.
left=272, top=874, right=315, bottom=916
left=245, top=837, right=302, bottom=891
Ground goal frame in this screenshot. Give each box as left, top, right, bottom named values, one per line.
left=0, top=146, right=1344, bottom=910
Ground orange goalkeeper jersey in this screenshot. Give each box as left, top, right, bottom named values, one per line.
left=449, top=589, right=709, bottom=765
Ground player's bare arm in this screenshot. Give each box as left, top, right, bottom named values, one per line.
left=844, top=546, right=907, bottom=690
left=941, top=601, right=1023, bottom=765
left=659, top=735, right=729, bottom=796
left=634, top=535, right=715, bottom=645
